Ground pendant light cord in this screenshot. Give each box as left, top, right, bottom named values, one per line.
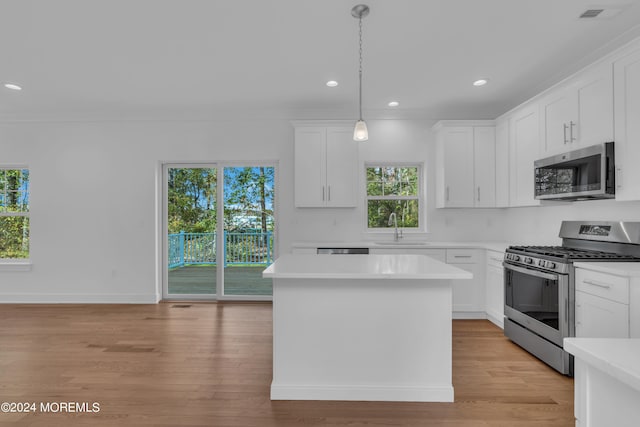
left=358, top=16, right=363, bottom=121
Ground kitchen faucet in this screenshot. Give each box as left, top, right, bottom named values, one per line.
left=388, top=212, right=403, bottom=241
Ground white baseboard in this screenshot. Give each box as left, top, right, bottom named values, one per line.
left=0, top=293, right=159, bottom=304
left=270, top=383, right=454, bottom=402
left=486, top=310, right=505, bottom=329
left=453, top=311, right=487, bottom=319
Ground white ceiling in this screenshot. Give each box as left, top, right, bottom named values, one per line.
left=1, top=0, right=640, bottom=121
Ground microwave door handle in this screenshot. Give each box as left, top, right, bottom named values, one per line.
left=563, top=123, right=568, bottom=144
left=503, top=262, right=559, bottom=281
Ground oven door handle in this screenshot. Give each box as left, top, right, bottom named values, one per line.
left=503, top=262, right=559, bottom=281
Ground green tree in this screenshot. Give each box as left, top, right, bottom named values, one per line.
left=167, top=168, right=216, bottom=233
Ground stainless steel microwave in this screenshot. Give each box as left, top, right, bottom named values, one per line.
left=534, top=142, right=615, bottom=201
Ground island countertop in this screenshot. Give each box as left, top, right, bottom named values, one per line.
left=262, top=254, right=473, bottom=280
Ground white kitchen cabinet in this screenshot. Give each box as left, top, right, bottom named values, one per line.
left=494, top=117, right=509, bottom=207
left=369, top=248, right=446, bottom=262
left=539, top=63, right=613, bottom=157
left=434, top=121, right=496, bottom=208
left=508, top=104, right=541, bottom=207
left=574, top=267, right=630, bottom=338
left=446, top=249, right=485, bottom=316
left=294, top=124, right=358, bottom=208
left=485, top=250, right=505, bottom=328
left=614, top=46, right=640, bottom=201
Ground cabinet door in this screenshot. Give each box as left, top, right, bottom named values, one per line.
left=540, top=88, right=576, bottom=156
left=450, top=263, right=484, bottom=313
left=441, top=127, right=474, bottom=207
left=509, top=105, right=541, bottom=207
left=495, top=118, right=510, bottom=207
left=325, top=128, right=358, bottom=207
left=575, top=64, right=614, bottom=148
left=575, top=290, right=629, bottom=338
left=473, top=127, right=496, bottom=207
left=294, top=127, right=326, bottom=207
left=485, top=252, right=505, bottom=328
left=614, top=47, right=640, bottom=201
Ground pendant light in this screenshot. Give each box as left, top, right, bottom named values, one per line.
left=352, top=4, right=370, bottom=142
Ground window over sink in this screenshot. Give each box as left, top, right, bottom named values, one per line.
left=365, top=165, right=422, bottom=231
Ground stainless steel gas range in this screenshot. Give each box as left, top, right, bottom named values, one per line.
left=503, top=221, right=640, bottom=376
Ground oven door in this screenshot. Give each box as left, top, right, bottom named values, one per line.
left=504, top=262, right=570, bottom=346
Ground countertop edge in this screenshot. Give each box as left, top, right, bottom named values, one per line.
left=564, top=338, right=640, bottom=392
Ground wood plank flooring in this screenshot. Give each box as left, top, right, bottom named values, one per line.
left=0, top=303, right=574, bottom=426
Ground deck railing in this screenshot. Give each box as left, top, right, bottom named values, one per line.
left=168, top=231, right=273, bottom=269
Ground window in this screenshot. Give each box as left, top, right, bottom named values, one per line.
left=366, top=165, right=421, bottom=229
left=0, top=168, right=30, bottom=259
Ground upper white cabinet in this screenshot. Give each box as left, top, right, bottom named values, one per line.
left=494, top=117, right=510, bottom=207
left=539, top=63, right=614, bottom=157
left=294, top=124, right=359, bottom=208
left=613, top=46, right=640, bottom=201
left=434, top=121, right=496, bottom=208
left=508, top=104, right=540, bottom=207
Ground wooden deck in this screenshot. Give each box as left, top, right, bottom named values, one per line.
left=168, top=265, right=272, bottom=295
left=0, top=304, right=575, bottom=426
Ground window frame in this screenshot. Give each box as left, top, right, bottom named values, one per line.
left=0, top=165, right=31, bottom=268
left=364, top=163, right=425, bottom=233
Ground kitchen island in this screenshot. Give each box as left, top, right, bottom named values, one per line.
left=262, top=253, right=472, bottom=402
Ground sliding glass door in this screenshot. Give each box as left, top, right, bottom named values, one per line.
left=165, top=166, right=218, bottom=298
left=164, top=163, right=276, bottom=300
left=222, top=166, right=275, bottom=297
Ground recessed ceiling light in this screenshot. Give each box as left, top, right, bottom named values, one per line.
left=473, top=79, right=488, bottom=87
left=3, top=83, right=22, bottom=91
left=388, top=101, right=399, bottom=107
left=326, top=80, right=338, bottom=87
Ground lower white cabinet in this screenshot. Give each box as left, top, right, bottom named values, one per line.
left=485, top=250, right=505, bottom=328
left=369, top=248, right=446, bottom=262
left=575, top=290, right=629, bottom=338
left=446, top=249, right=485, bottom=317
left=574, top=266, right=636, bottom=338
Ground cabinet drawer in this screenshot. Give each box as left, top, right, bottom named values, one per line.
left=447, top=249, right=480, bottom=264
left=575, top=268, right=629, bottom=304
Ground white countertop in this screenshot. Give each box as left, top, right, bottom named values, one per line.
left=263, top=254, right=474, bottom=280
left=573, top=262, right=640, bottom=277
left=564, top=338, right=640, bottom=392
left=292, top=241, right=512, bottom=253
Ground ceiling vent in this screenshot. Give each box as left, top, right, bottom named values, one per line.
left=579, top=9, right=605, bottom=18
left=578, top=6, right=628, bottom=20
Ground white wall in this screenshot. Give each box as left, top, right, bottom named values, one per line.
left=501, top=200, right=640, bottom=245
left=0, top=118, right=507, bottom=303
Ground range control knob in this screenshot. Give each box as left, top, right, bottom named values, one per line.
left=525, top=257, right=533, bottom=264
left=513, top=255, right=520, bottom=262
left=546, top=261, right=556, bottom=269
left=538, top=260, right=544, bottom=267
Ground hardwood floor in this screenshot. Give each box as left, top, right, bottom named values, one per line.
left=0, top=303, right=574, bottom=426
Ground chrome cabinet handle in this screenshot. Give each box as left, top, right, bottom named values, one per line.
left=570, top=121, right=577, bottom=142
left=583, top=279, right=611, bottom=289
left=322, top=186, right=325, bottom=201
left=328, top=185, right=331, bottom=201
left=477, top=187, right=480, bottom=202
left=446, top=186, right=450, bottom=202
left=616, top=167, right=622, bottom=189
left=563, top=123, right=569, bottom=144
left=454, top=255, right=472, bottom=258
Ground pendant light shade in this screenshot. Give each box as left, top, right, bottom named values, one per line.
left=352, top=4, right=370, bottom=142
left=353, top=119, right=368, bottom=141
